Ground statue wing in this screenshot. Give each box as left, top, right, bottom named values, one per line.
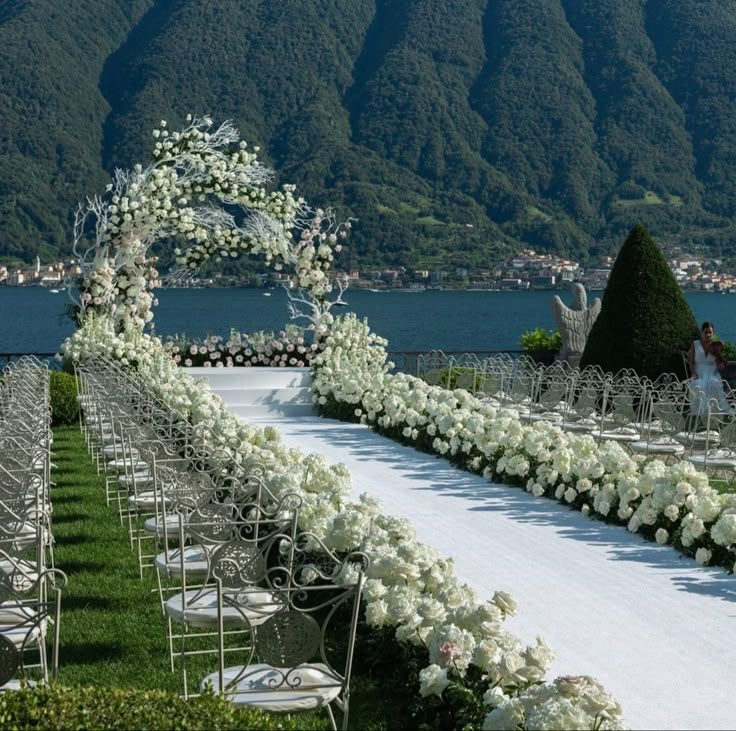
left=585, top=298, right=602, bottom=329
left=553, top=296, right=586, bottom=339
left=551, top=295, right=568, bottom=331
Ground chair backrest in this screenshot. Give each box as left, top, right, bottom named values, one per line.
left=210, top=531, right=369, bottom=725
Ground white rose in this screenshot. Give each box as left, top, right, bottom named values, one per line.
left=474, top=639, right=502, bottom=671
left=691, top=518, right=706, bottom=539
left=655, top=528, right=669, bottom=544
left=418, top=664, right=449, bottom=698
left=695, top=547, right=712, bottom=565
left=664, top=504, right=680, bottom=521
left=492, top=591, right=517, bottom=617
left=482, top=685, right=508, bottom=707
left=524, top=636, right=555, bottom=671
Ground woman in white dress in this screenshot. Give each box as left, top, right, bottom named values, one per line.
left=689, top=321, right=732, bottom=415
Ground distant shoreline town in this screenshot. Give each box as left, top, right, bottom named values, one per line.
left=3, top=246, right=736, bottom=293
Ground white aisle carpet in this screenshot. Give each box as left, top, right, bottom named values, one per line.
left=254, top=415, right=736, bottom=730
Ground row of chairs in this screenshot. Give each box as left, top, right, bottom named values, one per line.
left=418, top=351, right=736, bottom=480
left=76, top=357, right=366, bottom=730
left=0, top=357, right=65, bottom=690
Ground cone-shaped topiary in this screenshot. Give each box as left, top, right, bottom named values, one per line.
left=580, top=224, right=698, bottom=378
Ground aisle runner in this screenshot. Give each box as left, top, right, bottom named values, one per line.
left=254, top=415, right=736, bottom=731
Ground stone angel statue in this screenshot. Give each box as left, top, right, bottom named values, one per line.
left=551, top=283, right=601, bottom=366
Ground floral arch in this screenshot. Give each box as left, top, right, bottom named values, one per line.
left=72, top=115, right=349, bottom=334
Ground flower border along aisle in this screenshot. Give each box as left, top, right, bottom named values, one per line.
left=312, top=315, right=736, bottom=573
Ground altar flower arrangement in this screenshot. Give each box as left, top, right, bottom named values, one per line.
left=163, top=325, right=321, bottom=368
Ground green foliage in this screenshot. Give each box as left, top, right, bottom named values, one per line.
left=716, top=338, right=736, bottom=362
left=49, top=372, right=79, bottom=426
left=519, top=328, right=561, bottom=364
left=581, top=224, right=698, bottom=378
left=0, top=685, right=292, bottom=730
left=4, top=2, right=736, bottom=265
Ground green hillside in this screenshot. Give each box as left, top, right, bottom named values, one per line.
left=2, top=0, right=736, bottom=268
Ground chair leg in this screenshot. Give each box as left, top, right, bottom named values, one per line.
left=325, top=703, right=338, bottom=731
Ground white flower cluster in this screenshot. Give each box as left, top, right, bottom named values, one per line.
left=163, top=325, right=320, bottom=368
left=483, top=675, right=624, bottom=730
left=314, top=315, right=736, bottom=575
left=59, top=313, right=159, bottom=368
left=80, top=257, right=116, bottom=308
left=61, top=314, right=623, bottom=730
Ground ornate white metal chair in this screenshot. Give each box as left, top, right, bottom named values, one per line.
left=165, top=485, right=302, bottom=693
left=200, top=531, right=368, bottom=731
left=689, top=407, right=736, bottom=481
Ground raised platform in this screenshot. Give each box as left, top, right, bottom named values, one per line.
left=185, top=367, right=315, bottom=418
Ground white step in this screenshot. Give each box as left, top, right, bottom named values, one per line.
left=184, top=367, right=316, bottom=417
left=215, top=387, right=314, bottom=408
left=185, top=367, right=312, bottom=389
left=229, top=403, right=316, bottom=418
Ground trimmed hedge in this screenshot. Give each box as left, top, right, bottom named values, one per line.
left=50, top=371, right=79, bottom=426
left=581, top=224, right=698, bottom=378
left=0, top=686, right=297, bottom=730
left=519, top=328, right=561, bottom=365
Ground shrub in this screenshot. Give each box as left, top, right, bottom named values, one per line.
left=580, top=224, right=698, bottom=378
left=49, top=371, right=80, bottom=426
left=519, top=328, right=561, bottom=365
left=715, top=337, right=736, bottom=361
left=0, top=685, right=296, bottom=730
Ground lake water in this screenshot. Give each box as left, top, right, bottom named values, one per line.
left=2, top=286, right=736, bottom=355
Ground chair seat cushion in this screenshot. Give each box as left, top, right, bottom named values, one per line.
left=144, top=514, right=180, bottom=536
left=7, top=523, right=46, bottom=552
left=594, top=428, right=640, bottom=442
left=108, top=458, right=147, bottom=471
left=165, top=588, right=281, bottom=628
left=118, top=473, right=154, bottom=488
left=0, top=558, right=38, bottom=593
left=562, top=420, right=596, bottom=432
left=201, top=663, right=341, bottom=712
left=154, top=545, right=209, bottom=577
left=0, top=607, right=43, bottom=648
left=688, top=451, right=736, bottom=470
left=526, top=412, right=563, bottom=424
left=630, top=441, right=685, bottom=455
left=0, top=679, right=36, bottom=693
left=679, top=430, right=719, bottom=445
left=103, top=444, right=138, bottom=458
left=128, top=491, right=169, bottom=510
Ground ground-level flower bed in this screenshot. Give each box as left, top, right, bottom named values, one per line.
left=163, top=325, right=321, bottom=368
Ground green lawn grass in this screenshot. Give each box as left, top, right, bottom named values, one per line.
left=50, top=426, right=392, bottom=730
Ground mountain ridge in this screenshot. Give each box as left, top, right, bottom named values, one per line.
left=3, top=0, right=736, bottom=269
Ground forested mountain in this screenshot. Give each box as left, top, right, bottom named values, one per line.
left=3, top=0, right=736, bottom=269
